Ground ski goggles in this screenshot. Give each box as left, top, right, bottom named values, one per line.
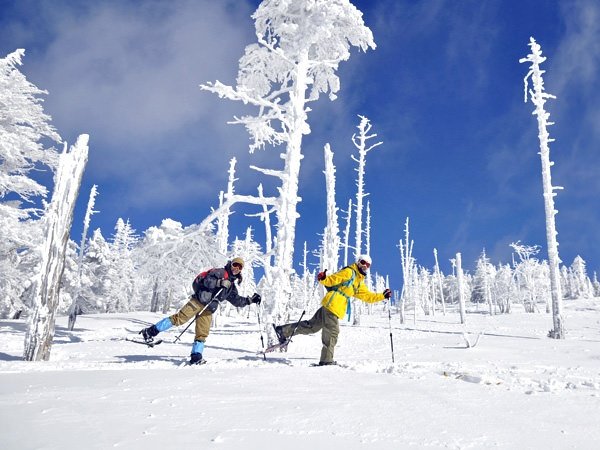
left=359, top=259, right=371, bottom=268
left=232, top=262, right=243, bottom=270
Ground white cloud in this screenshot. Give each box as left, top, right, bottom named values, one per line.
left=3, top=0, right=260, bottom=212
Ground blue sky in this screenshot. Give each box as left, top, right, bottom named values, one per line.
left=1, top=0, right=599, bottom=285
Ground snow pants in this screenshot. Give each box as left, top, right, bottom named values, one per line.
left=169, top=296, right=213, bottom=342
left=280, top=306, right=339, bottom=363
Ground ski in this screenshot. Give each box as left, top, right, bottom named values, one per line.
left=260, top=339, right=290, bottom=354
left=125, top=337, right=163, bottom=348
left=262, top=312, right=306, bottom=356
left=309, top=362, right=350, bottom=369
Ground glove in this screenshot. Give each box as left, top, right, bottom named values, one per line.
left=383, top=288, right=392, bottom=299
left=250, top=293, right=261, bottom=305
left=317, top=270, right=327, bottom=281
left=217, top=278, right=231, bottom=289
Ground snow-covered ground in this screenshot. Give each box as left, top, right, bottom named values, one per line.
left=1, top=300, right=600, bottom=449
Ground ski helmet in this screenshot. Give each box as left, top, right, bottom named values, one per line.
left=357, top=254, right=372, bottom=267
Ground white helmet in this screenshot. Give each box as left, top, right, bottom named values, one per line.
left=357, top=254, right=372, bottom=267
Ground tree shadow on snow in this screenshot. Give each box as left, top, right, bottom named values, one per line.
left=0, top=352, right=22, bottom=361
left=237, top=355, right=295, bottom=365
left=115, top=354, right=184, bottom=364
left=206, top=344, right=255, bottom=355
left=0, top=320, right=28, bottom=333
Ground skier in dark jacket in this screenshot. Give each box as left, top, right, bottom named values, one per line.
left=139, top=257, right=261, bottom=364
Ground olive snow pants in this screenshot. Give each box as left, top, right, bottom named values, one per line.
left=280, top=306, right=339, bottom=363
left=169, top=296, right=213, bottom=342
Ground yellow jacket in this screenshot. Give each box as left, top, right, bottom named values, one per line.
left=320, top=263, right=385, bottom=319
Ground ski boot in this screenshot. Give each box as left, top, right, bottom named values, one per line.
left=189, top=352, right=206, bottom=365
left=273, top=325, right=287, bottom=345
left=139, top=325, right=159, bottom=344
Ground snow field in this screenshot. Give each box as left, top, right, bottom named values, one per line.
left=1, top=299, right=600, bottom=449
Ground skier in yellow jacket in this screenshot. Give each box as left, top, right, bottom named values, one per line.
left=273, top=254, right=392, bottom=365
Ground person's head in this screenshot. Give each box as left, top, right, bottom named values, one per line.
left=230, top=257, right=244, bottom=276
left=356, top=254, right=372, bottom=274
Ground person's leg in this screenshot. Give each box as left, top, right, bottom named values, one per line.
left=140, top=296, right=201, bottom=343
left=279, top=307, right=325, bottom=338
left=169, top=297, right=203, bottom=326
left=319, top=308, right=340, bottom=364
left=190, top=309, right=212, bottom=364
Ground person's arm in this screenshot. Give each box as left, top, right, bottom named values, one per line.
left=354, top=282, right=386, bottom=303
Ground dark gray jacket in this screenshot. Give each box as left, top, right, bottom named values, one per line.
left=193, top=264, right=250, bottom=313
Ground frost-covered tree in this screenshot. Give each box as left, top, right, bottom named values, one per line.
left=592, top=272, right=600, bottom=298
left=433, top=248, right=446, bottom=315
left=200, top=0, right=375, bottom=323
left=471, top=249, right=497, bottom=315
left=511, top=241, right=544, bottom=313
left=351, top=115, right=381, bottom=260
left=134, top=219, right=223, bottom=313
left=342, top=198, right=353, bottom=267
left=364, top=201, right=372, bottom=289
left=321, top=143, right=340, bottom=273
left=84, top=228, right=111, bottom=310
left=68, top=184, right=98, bottom=329
left=494, top=264, right=514, bottom=314
left=520, top=37, right=564, bottom=338
left=456, top=253, right=466, bottom=324
left=216, top=158, right=237, bottom=255
left=229, top=227, right=262, bottom=297
left=398, top=218, right=415, bottom=324
left=0, top=49, right=61, bottom=318
left=560, top=265, right=574, bottom=299
left=0, top=49, right=60, bottom=212
left=569, top=256, right=593, bottom=299
left=103, top=218, right=138, bottom=312
left=24, top=135, right=89, bottom=361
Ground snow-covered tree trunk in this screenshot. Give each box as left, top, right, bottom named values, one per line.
left=68, top=184, right=97, bottom=330
left=398, top=218, right=414, bottom=325
left=217, top=158, right=237, bottom=255
left=149, top=278, right=160, bottom=313
left=456, top=252, right=466, bottom=325
left=343, top=199, right=352, bottom=267
left=24, top=135, right=89, bottom=361
left=365, top=201, right=372, bottom=290
left=520, top=37, right=564, bottom=339
left=321, top=143, right=340, bottom=273
left=433, top=248, right=446, bottom=315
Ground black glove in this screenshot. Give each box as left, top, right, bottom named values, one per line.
left=317, top=270, right=327, bottom=281
left=383, top=288, right=392, bottom=299
left=248, top=293, right=261, bottom=305
left=217, top=278, right=231, bottom=289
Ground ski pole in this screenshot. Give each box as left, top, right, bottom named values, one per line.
left=287, top=309, right=306, bottom=344
left=174, top=287, right=223, bottom=343
left=256, top=304, right=266, bottom=361
left=387, top=298, right=395, bottom=363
